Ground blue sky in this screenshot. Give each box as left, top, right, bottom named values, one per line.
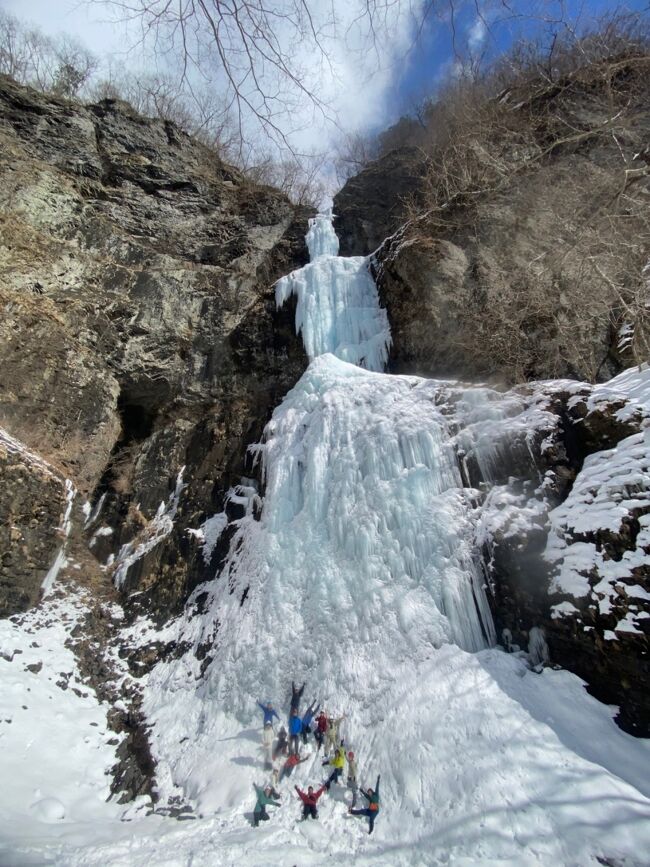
left=385, top=0, right=649, bottom=124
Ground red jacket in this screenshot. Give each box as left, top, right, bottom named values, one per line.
left=316, top=713, right=328, bottom=733
left=296, top=785, right=325, bottom=807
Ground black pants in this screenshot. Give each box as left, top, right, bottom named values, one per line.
left=325, top=766, right=342, bottom=789
left=315, top=730, right=324, bottom=749
left=279, top=763, right=295, bottom=782
left=351, top=807, right=376, bottom=834
left=253, top=807, right=269, bottom=827
left=302, top=804, right=318, bottom=820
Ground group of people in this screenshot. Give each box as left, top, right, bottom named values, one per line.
left=253, top=683, right=381, bottom=835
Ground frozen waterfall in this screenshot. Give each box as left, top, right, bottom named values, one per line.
left=275, top=213, right=391, bottom=371
left=170, top=214, right=496, bottom=724
left=200, top=356, right=495, bottom=717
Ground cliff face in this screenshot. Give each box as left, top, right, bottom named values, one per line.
left=334, top=54, right=650, bottom=385
left=455, top=375, right=650, bottom=736
left=0, top=76, right=310, bottom=618
left=334, top=147, right=426, bottom=256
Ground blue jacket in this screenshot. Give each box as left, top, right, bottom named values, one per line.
left=257, top=702, right=280, bottom=725
left=289, top=714, right=302, bottom=736
left=302, top=702, right=319, bottom=728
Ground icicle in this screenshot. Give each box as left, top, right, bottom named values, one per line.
left=42, top=479, right=76, bottom=596
left=198, top=356, right=495, bottom=718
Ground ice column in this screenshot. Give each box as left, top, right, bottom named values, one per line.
left=275, top=213, right=391, bottom=371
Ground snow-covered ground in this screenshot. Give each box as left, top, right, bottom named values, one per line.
left=1, top=215, right=649, bottom=866
left=2, top=600, right=650, bottom=866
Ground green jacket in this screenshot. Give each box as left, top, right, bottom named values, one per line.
left=254, top=784, right=280, bottom=811
left=362, top=775, right=381, bottom=812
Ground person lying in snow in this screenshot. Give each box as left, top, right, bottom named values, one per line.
left=252, top=784, right=281, bottom=827
left=279, top=751, right=308, bottom=781
left=325, top=712, right=345, bottom=755
left=301, top=700, right=320, bottom=744
left=289, top=710, right=302, bottom=755
left=290, top=680, right=305, bottom=714
left=262, top=721, right=274, bottom=770
left=314, top=710, right=328, bottom=751
left=322, top=741, right=346, bottom=789
left=349, top=774, right=380, bottom=834
left=295, top=784, right=326, bottom=821
left=273, top=725, right=288, bottom=759
left=257, top=700, right=280, bottom=727
left=347, top=751, right=358, bottom=807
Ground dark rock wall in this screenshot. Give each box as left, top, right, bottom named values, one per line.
left=0, top=433, right=68, bottom=616
left=0, top=76, right=311, bottom=618
left=334, top=147, right=426, bottom=256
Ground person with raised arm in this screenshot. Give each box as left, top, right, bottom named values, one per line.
left=322, top=740, right=346, bottom=790
left=252, top=783, right=281, bottom=827
left=288, top=709, right=302, bottom=755
left=295, top=783, right=326, bottom=821
left=279, top=751, right=308, bottom=781
left=325, top=712, right=345, bottom=755
left=349, top=774, right=381, bottom=834
left=301, top=700, right=320, bottom=744
left=314, top=709, right=328, bottom=751
left=290, top=680, right=306, bottom=715
left=257, top=700, right=280, bottom=727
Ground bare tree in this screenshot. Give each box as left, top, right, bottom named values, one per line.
left=333, top=131, right=381, bottom=185
left=244, top=150, right=327, bottom=205
left=0, top=10, right=97, bottom=98
left=51, top=36, right=98, bottom=97
left=92, top=0, right=436, bottom=149
left=94, top=0, right=329, bottom=147
left=396, top=15, right=650, bottom=380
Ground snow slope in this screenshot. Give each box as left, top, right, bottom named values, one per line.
left=4, top=637, right=650, bottom=866
left=0, top=586, right=126, bottom=864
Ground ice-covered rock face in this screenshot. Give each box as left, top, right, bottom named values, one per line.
left=305, top=212, right=340, bottom=259
left=197, top=356, right=494, bottom=715
left=143, top=217, right=499, bottom=808
left=275, top=214, right=391, bottom=371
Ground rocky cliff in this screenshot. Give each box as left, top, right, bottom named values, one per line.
left=449, top=371, right=650, bottom=736
left=334, top=52, right=650, bottom=385
left=0, top=75, right=311, bottom=620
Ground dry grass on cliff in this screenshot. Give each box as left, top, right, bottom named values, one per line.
left=395, top=18, right=650, bottom=381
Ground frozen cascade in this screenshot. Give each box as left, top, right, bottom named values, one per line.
left=199, top=215, right=496, bottom=714
left=190, top=357, right=495, bottom=717
left=145, top=214, right=498, bottom=808
left=135, top=219, right=650, bottom=865
left=275, top=213, right=391, bottom=371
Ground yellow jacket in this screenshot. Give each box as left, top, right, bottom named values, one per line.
left=332, top=747, right=346, bottom=770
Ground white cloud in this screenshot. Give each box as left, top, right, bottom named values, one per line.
left=467, top=16, right=488, bottom=52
